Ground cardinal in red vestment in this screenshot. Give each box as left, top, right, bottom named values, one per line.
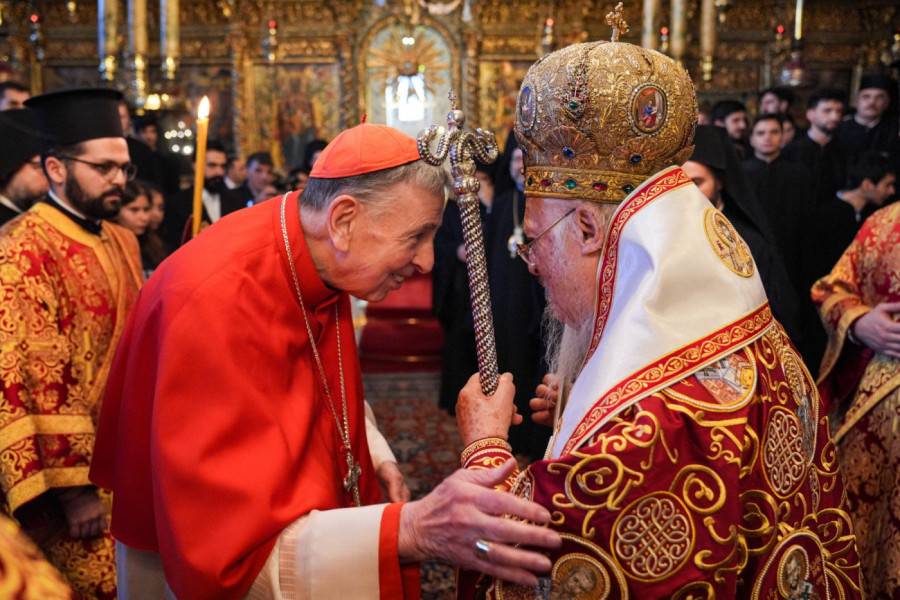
left=91, top=123, right=563, bottom=599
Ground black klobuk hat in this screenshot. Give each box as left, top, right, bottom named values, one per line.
left=0, top=108, right=41, bottom=181
left=24, top=87, right=124, bottom=154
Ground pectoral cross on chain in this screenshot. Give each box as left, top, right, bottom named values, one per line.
left=343, top=452, right=362, bottom=507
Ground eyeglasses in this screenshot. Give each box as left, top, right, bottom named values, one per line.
left=514, top=207, right=576, bottom=266
left=58, top=155, right=138, bottom=182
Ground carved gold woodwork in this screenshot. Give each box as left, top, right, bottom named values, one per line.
left=277, top=40, right=337, bottom=58
left=480, top=36, right=540, bottom=56
left=336, top=29, right=356, bottom=128
left=10, top=0, right=895, bottom=155
left=463, top=29, right=480, bottom=125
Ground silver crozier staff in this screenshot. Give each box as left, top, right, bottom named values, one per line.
left=418, top=89, right=500, bottom=394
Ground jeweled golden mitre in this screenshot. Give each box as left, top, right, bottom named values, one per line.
left=515, top=41, right=698, bottom=203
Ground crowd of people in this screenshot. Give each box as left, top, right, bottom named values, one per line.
left=0, top=35, right=897, bottom=600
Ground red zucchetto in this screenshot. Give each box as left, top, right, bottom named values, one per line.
left=310, top=123, right=422, bottom=179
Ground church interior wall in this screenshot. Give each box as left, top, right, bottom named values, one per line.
left=1, top=0, right=897, bottom=161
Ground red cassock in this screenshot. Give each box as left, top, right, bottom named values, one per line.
left=91, top=191, right=414, bottom=599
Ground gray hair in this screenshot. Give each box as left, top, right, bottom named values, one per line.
left=299, top=160, right=450, bottom=218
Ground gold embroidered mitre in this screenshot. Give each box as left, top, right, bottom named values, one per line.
left=515, top=41, right=698, bottom=203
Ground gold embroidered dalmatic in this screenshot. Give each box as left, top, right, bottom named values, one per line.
left=0, top=203, right=143, bottom=599
left=813, top=201, right=900, bottom=598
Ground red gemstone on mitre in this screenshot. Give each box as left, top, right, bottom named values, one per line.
left=540, top=179, right=552, bottom=186
left=592, top=182, right=608, bottom=191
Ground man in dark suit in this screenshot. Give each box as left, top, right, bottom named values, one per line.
left=0, top=108, right=47, bottom=226
left=160, top=140, right=245, bottom=251
left=224, top=151, right=274, bottom=208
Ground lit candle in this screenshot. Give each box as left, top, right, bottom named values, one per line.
left=191, top=96, right=210, bottom=237
left=794, top=0, right=803, bottom=41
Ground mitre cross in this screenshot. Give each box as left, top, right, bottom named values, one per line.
left=606, top=2, right=629, bottom=42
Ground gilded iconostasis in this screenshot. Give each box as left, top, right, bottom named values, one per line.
left=0, top=0, right=897, bottom=165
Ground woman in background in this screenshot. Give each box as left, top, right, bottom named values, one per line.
left=141, top=182, right=169, bottom=276
left=114, top=180, right=168, bottom=279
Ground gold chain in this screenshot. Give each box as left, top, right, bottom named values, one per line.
left=280, top=194, right=361, bottom=507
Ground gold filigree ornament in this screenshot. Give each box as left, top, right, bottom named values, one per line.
left=612, top=491, right=694, bottom=582
left=762, top=407, right=807, bottom=498
left=515, top=8, right=698, bottom=205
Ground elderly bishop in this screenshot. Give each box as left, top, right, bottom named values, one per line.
left=455, top=34, right=864, bottom=600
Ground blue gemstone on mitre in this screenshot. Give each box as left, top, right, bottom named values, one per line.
left=569, top=101, right=579, bottom=110
left=563, top=147, right=574, bottom=158
left=630, top=154, right=642, bottom=164
left=622, top=184, right=635, bottom=194
left=564, top=179, right=577, bottom=189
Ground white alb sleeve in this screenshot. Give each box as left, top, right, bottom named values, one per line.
left=244, top=504, right=388, bottom=600
left=365, top=401, right=397, bottom=470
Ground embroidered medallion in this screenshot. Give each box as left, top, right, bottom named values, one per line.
left=629, top=84, right=667, bottom=135
left=612, top=492, right=693, bottom=581
left=751, top=533, right=832, bottom=600
left=703, top=208, right=754, bottom=278
left=762, top=407, right=806, bottom=497
left=497, top=536, right=626, bottom=599
left=695, top=349, right=756, bottom=406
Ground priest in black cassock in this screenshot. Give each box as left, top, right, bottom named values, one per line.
left=835, top=75, right=900, bottom=164
left=743, top=114, right=817, bottom=293
left=433, top=134, right=549, bottom=461
left=0, top=108, right=46, bottom=226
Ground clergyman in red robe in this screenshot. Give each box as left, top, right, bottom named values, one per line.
left=91, top=123, right=562, bottom=599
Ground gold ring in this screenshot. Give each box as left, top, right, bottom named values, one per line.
left=474, top=539, right=492, bottom=561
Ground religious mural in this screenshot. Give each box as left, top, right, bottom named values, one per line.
left=251, top=63, right=340, bottom=169
left=181, top=65, right=234, bottom=151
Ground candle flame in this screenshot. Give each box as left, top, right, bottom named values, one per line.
left=198, top=96, right=210, bottom=120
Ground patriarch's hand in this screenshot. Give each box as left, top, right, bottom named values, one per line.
left=456, top=372, right=520, bottom=447
left=529, top=374, right=560, bottom=428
